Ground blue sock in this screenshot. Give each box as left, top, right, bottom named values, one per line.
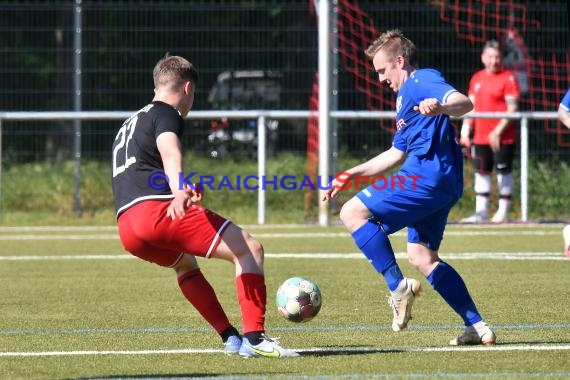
left=426, top=261, right=482, bottom=326
left=352, top=221, right=403, bottom=291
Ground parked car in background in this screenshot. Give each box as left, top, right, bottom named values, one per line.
left=207, top=70, right=282, bottom=159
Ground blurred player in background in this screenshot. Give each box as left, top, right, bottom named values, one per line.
left=111, top=55, right=298, bottom=358
left=558, top=88, right=570, bottom=129
left=558, top=88, right=570, bottom=258
left=323, top=30, right=496, bottom=346
left=460, top=40, right=520, bottom=224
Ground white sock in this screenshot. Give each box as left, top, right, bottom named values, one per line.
left=497, top=173, right=513, bottom=195
left=475, top=196, right=489, bottom=218
left=393, top=278, right=408, bottom=295
left=497, top=198, right=511, bottom=215
left=471, top=321, right=490, bottom=337
left=474, top=172, right=491, bottom=218
left=496, top=173, right=513, bottom=216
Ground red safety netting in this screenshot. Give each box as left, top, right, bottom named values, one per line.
left=434, top=0, right=570, bottom=145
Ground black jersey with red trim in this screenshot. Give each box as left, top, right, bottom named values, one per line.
left=112, top=101, right=184, bottom=217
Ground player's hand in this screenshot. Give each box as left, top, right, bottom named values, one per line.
left=322, top=183, right=340, bottom=201
left=488, top=130, right=501, bottom=152
left=184, top=182, right=203, bottom=207
left=459, top=135, right=471, bottom=148
left=413, top=98, right=442, bottom=117
left=322, top=174, right=348, bottom=201
left=167, top=190, right=190, bottom=220
left=460, top=122, right=471, bottom=148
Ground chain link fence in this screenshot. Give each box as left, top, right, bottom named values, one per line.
left=0, top=1, right=568, bottom=223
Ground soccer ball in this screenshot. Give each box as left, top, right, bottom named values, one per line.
left=276, top=277, right=322, bottom=323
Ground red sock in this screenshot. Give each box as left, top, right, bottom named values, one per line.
left=178, top=269, right=232, bottom=334
left=235, top=273, right=266, bottom=334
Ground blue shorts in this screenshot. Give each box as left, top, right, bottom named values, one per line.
left=356, top=183, right=459, bottom=251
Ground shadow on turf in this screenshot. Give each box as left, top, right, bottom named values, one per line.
left=298, top=346, right=404, bottom=356
left=69, top=348, right=389, bottom=379
left=498, top=340, right=570, bottom=345
left=71, top=374, right=251, bottom=379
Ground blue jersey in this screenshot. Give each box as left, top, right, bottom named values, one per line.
left=392, top=68, right=463, bottom=197
left=560, top=88, right=570, bottom=112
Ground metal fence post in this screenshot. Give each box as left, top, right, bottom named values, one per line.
left=318, top=0, right=331, bottom=226
left=73, top=0, right=83, bottom=215
left=0, top=119, right=3, bottom=223
left=520, top=115, right=528, bottom=222
left=257, top=115, right=266, bottom=225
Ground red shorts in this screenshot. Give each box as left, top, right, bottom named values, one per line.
left=117, top=200, right=231, bottom=267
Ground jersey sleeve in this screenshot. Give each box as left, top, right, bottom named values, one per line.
left=504, top=71, right=520, bottom=98
left=392, top=130, right=407, bottom=152
left=154, top=107, right=184, bottom=139
left=413, top=69, right=458, bottom=106
left=560, top=89, right=570, bottom=112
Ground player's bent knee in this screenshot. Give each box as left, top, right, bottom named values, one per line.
left=408, top=255, right=438, bottom=275
left=173, top=254, right=200, bottom=275
left=407, top=243, right=439, bottom=273
left=215, top=224, right=263, bottom=264
left=246, top=235, right=264, bottom=262
left=339, top=201, right=352, bottom=223
left=407, top=255, right=422, bottom=271
left=339, top=198, right=370, bottom=231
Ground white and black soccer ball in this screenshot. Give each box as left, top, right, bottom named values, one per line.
left=276, top=277, right=322, bottom=323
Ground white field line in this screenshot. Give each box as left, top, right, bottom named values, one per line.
left=0, top=225, right=318, bottom=232
left=0, top=226, right=117, bottom=232
left=267, top=252, right=567, bottom=261
left=1, top=343, right=570, bottom=357
left=255, top=230, right=562, bottom=237
left=0, top=223, right=565, bottom=233
left=0, top=234, right=119, bottom=240
left=0, top=230, right=563, bottom=240
left=0, top=252, right=565, bottom=261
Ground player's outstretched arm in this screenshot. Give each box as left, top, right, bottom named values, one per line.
left=415, top=92, right=473, bottom=118
left=322, top=147, right=405, bottom=201
left=440, top=91, right=473, bottom=117
left=558, top=105, right=570, bottom=129
left=459, top=94, right=476, bottom=148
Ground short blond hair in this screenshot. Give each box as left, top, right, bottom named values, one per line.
left=152, top=54, right=198, bottom=90
left=365, top=29, right=416, bottom=64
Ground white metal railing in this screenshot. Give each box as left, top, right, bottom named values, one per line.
left=0, top=110, right=561, bottom=224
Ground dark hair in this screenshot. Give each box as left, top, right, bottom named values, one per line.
left=482, top=39, right=501, bottom=53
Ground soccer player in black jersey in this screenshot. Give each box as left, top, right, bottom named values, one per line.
left=112, top=55, right=298, bottom=358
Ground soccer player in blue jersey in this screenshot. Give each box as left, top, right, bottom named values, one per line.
left=558, top=88, right=570, bottom=258
left=323, top=29, right=496, bottom=345
left=558, top=88, right=570, bottom=129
